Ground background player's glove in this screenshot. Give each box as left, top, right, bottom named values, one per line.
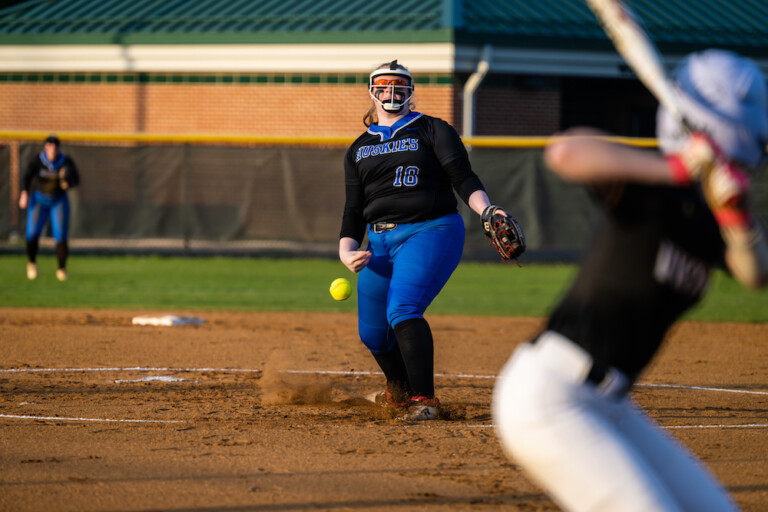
left=481, top=206, right=526, bottom=263
left=666, top=132, right=753, bottom=227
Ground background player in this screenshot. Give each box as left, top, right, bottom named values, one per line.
left=19, top=135, right=80, bottom=281
left=492, top=49, right=768, bottom=511
left=339, top=60, right=522, bottom=421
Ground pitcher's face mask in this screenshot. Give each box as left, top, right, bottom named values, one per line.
left=369, top=64, right=413, bottom=114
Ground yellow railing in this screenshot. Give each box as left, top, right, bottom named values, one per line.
left=0, top=130, right=660, bottom=148
left=0, top=131, right=355, bottom=147
left=464, top=135, right=659, bottom=148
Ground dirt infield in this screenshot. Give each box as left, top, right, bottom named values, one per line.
left=1, top=308, right=766, bottom=511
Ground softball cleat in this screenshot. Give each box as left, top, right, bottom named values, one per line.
left=26, top=262, right=37, bottom=280
left=398, top=395, right=440, bottom=422
left=365, top=386, right=409, bottom=409
left=56, top=268, right=68, bottom=281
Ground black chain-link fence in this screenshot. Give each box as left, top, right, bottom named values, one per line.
left=3, top=141, right=766, bottom=262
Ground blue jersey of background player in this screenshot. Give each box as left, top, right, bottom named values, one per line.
left=19, top=135, right=80, bottom=281
left=339, top=60, right=514, bottom=421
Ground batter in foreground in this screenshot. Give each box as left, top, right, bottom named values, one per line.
left=493, top=49, right=768, bottom=511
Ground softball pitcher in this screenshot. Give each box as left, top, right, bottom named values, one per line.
left=493, top=49, right=768, bottom=511
left=339, top=60, right=524, bottom=421
left=19, top=135, right=80, bottom=281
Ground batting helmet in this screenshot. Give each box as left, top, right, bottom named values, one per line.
left=657, top=49, right=768, bottom=169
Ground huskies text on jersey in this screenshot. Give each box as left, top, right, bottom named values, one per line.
left=355, top=138, right=418, bottom=162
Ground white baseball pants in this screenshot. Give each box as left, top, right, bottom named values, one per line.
left=492, top=331, right=738, bottom=512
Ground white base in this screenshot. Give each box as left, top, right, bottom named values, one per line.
left=131, top=315, right=204, bottom=326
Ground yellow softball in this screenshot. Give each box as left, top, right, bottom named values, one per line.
left=329, top=278, right=352, bottom=301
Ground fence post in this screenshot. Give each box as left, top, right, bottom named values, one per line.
left=182, top=142, right=191, bottom=255
left=9, top=140, right=19, bottom=241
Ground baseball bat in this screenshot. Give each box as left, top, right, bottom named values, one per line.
left=585, top=0, right=689, bottom=129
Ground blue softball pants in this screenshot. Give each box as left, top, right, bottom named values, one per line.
left=357, top=213, right=465, bottom=354
left=26, top=191, right=70, bottom=243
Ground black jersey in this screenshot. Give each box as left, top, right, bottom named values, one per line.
left=340, top=112, right=484, bottom=244
left=23, top=152, right=79, bottom=196
left=547, top=183, right=726, bottom=379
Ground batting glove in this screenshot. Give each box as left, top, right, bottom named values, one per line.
left=666, top=132, right=753, bottom=227
left=665, top=132, right=720, bottom=185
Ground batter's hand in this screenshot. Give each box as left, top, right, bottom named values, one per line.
left=666, top=132, right=720, bottom=184
left=702, top=162, right=752, bottom=227
left=666, top=132, right=753, bottom=227
left=340, top=249, right=372, bottom=273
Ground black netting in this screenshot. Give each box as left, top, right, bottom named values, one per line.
left=0, top=145, right=9, bottom=239
left=3, top=142, right=767, bottom=261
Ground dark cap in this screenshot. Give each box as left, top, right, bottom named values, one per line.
left=44, top=135, right=60, bottom=146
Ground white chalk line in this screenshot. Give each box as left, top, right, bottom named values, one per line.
left=0, top=414, right=187, bottom=424
left=665, top=423, right=768, bottom=429
left=637, top=383, right=768, bottom=396
left=3, top=367, right=766, bottom=428
left=2, top=412, right=765, bottom=429
left=0, top=366, right=263, bottom=373
left=2, top=366, right=766, bottom=397
left=295, top=423, right=768, bottom=430
left=114, top=376, right=192, bottom=383
left=462, top=423, right=768, bottom=430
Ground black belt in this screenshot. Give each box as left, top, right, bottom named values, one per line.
left=532, top=333, right=631, bottom=397
left=372, top=222, right=398, bottom=233
left=585, top=360, right=608, bottom=385
left=586, top=359, right=631, bottom=397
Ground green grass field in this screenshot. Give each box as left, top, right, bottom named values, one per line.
left=1, top=254, right=767, bottom=322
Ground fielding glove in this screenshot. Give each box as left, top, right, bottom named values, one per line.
left=481, top=206, right=526, bottom=263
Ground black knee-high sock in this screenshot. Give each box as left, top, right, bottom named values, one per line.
left=393, top=318, right=435, bottom=398
left=26, top=239, right=39, bottom=264
left=372, top=341, right=411, bottom=399
left=55, top=241, right=69, bottom=270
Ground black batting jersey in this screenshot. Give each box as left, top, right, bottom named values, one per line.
left=546, top=183, right=726, bottom=379
left=340, top=112, right=484, bottom=244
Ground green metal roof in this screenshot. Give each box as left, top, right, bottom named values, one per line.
left=635, top=0, right=768, bottom=48
left=457, top=0, right=768, bottom=53
left=0, top=0, right=766, bottom=52
left=0, top=0, right=451, bottom=44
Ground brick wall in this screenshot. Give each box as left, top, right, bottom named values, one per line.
left=0, top=81, right=460, bottom=137
left=1, top=84, right=140, bottom=133
left=0, top=77, right=565, bottom=138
